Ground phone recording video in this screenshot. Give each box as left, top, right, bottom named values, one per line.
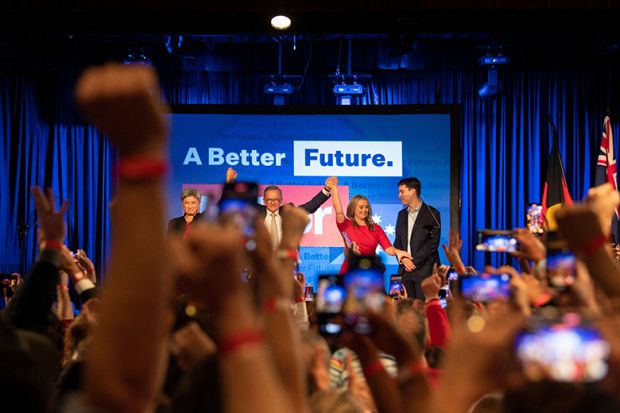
left=447, top=267, right=459, bottom=281
left=526, top=203, right=544, bottom=235
left=475, top=230, right=518, bottom=253
left=344, top=265, right=385, bottom=334
left=516, top=312, right=609, bottom=383
left=388, top=275, right=403, bottom=298
left=546, top=248, right=576, bottom=290
left=316, top=274, right=346, bottom=336
left=545, top=231, right=576, bottom=290
left=218, top=182, right=258, bottom=241
left=457, top=273, right=511, bottom=303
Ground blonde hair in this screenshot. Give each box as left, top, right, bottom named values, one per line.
left=346, top=194, right=375, bottom=230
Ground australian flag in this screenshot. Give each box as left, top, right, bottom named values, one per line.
left=541, top=121, right=573, bottom=231
left=594, top=116, right=620, bottom=243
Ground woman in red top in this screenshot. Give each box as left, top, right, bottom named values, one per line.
left=328, top=181, right=410, bottom=274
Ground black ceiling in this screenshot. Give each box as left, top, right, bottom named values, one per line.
left=2, top=1, right=620, bottom=73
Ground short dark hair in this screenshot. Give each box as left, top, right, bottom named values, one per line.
left=397, top=177, right=421, bottom=197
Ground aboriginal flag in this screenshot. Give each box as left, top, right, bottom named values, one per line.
left=541, top=131, right=573, bottom=231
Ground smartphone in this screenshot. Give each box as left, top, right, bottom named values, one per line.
left=388, top=275, right=403, bottom=298
left=457, top=273, right=511, bottom=302
left=218, top=182, right=259, bottom=240
left=516, top=312, right=609, bottom=383
left=447, top=267, right=459, bottom=281
left=526, top=203, right=544, bottom=235
left=342, top=231, right=353, bottom=249
left=316, top=274, right=346, bottom=336
left=545, top=231, right=576, bottom=290
left=344, top=265, right=385, bottom=334
left=476, top=229, right=518, bottom=253
left=304, top=285, right=314, bottom=302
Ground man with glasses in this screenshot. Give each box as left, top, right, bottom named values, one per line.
left=226, top=167, right=336, bottom=248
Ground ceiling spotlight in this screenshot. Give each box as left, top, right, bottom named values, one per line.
left=271, top=15, right=291, bottom=30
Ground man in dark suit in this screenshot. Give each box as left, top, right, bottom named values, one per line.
left=393, top=177, right=441, bottom=300
left=226, top=167, right=336, bottom=248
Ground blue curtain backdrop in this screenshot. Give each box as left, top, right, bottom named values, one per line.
left=0, top=66, right=617, bottom=276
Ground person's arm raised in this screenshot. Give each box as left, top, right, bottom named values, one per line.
left=75, top=64, right=172, bottom=413
left=251, top=205, right=311, bottom=413
left=173, top=222, right=294, bottom=413
left=328, top=181, right=346, bottom=224
left=555, top=184, right=620, bottom=298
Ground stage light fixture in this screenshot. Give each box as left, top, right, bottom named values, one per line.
left=271, top=15, right=291, bottom=30
left=122, top=49, right=152, bottom=66
left=478, top=50, right=508, bottom=99
left=263, top=82, right=293, bottom=95
left=333, top=83, right=365, bottom=95
left=478, top=67, right=503, bottom=99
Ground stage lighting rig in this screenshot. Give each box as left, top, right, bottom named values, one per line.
left=329, top=73, right=370, bottom=105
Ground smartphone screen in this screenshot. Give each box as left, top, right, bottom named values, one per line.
left=388, top=275, right=402, bottom=297
left=546, top=247, right=576, bottom=289
left=304, top=285, right=314, bottom=302
left=516, top=312, right=609, bottom=383
left=447, top=267, right=459, bottom=281
left=316, top=274, right=346, bottom=336
left=526, top=203, right=544, bottom=235
left=218, top=182, right=258, bottom=239
left=342, top=231, right=353, bottom=249
left=476, top=230, right=518, bottom=252
left=344, top=267, right=385, bottom=334
left=458, top=273, right=511, bottom=302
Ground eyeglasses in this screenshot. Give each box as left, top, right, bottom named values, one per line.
left=264, top=198, right=282, bottom=203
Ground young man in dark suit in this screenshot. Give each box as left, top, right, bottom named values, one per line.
left=393, top=177, right=441, bottom=300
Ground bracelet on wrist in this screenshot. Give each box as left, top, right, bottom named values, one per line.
left=362, top=360, right=385, bottom=379
left=294, top=296, right=305, bottom=303
left=276, top=248, right=300, bottom=263
left=262, top=297, right=290, bottom=313
left=218, top=329, right=263, bottom=355
left=117, top=156, right=169, bottom=181
left=57, top=284, right=69, bottom=292
left=456, top=264, right=467, bottom=274
left=576, top=233, right=609, bottom=259
left=398, top=359, right=426, bottom=382
left=41, top=240, right=64, bottom=251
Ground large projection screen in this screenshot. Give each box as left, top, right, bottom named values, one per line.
left=168, top=105, right=460, bottom=288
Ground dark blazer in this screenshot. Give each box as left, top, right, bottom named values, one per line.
left=257, top=189, right=330, bottom=216
left=167, top=213, right=203, bottom=238
left=393, top=202, right=441, bottom=279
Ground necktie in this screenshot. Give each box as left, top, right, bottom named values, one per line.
left=270, top=212, right=279, bottom=248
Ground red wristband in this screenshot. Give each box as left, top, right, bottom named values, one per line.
left=362, top=360, right=385, bottom=379
left=57, top=284, right=69, bottom=292
left=262, top=297, right=289, bottom=313
left=577, top=233, right=609, bottom=258
left=534, top=292, right=552, bottom=307
left=41, top=240, right=64, bottom=251
left=406, top=359, right=426, bottom=377
left=117, top=156, right=169, bottom=181
left=276, top=248, right=300, bottom=263
left=219, top=330, right=263, bottom=355
left=456, top=265, right=467, bottom=274
left=294, top=296, right=305, bottom=303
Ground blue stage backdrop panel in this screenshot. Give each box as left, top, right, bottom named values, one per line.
left=168, top=105, right=459, bottom=288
